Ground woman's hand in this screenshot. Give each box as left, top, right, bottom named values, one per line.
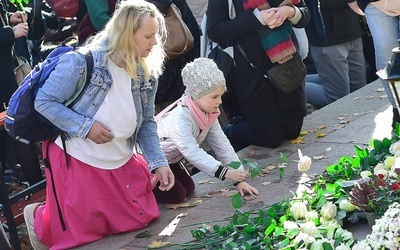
left=12, top=22, right=28, bottom=38
left=87, top=120, right=115, bottom=144
left=10, top=11, right=27, bottom=24
left=348, top=1, right=365, bottom=16
left=225, top=169, right=250, bottom=183
left=260, top=8, right=284, bottom=29
left=236, top=182, right=259, bottom=196
left=155, top=166, right=175, bottom=191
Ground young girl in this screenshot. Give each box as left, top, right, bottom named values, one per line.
left=154, top=58, right=259, bottom=204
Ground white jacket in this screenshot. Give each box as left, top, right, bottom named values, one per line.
left=157, top=101, right=243, bottom=177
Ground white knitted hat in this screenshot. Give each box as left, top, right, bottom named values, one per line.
left=182, top=58, right=226, bottom=99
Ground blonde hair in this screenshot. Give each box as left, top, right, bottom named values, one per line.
left=87, top=0, right=167, bottom=79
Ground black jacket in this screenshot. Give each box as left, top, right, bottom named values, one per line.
left=0, top=1, right=18, bottom=112
left=304, top=0, right=365, bottom=46
left=207, top=0, right=310, bottom=128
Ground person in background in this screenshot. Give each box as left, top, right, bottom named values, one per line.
left=23, top=1, right=174, bottom=249
left=155, top=58, right=259, bottom=204
left=1, top=0, right=43, bottom=186
left=207, top=0, right=311, bottom=152
left=346, top=0, right=400, bottom=129
left=304, top=0, right=366, bottom=108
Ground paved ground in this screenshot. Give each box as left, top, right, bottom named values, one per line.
left=70, top=79, right=392, bottom=249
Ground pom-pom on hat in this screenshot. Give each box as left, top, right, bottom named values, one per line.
left=182, top=58, right=226, bottom=99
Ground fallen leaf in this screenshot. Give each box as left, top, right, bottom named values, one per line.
left=135, top=230, right=153, bottom=238
left=377, top=87, right=385, bottom=92
left=353, top=113, right=359, bottom=117
left=262, top=181, right=271, bottom=186
left=289, top=137, right=304, bottom=144
left=148, top=240, right=171, bottom=248
left=366, top=95, right=374, bottom=99
left=316, top=132, right=326, bottom=138
left=198, top=179, right=213, bottom=184
left=380, top=95, right=388, bottom=99
left=353, top=97, right=361, bottom=101
left=299, top=130, right=308, bottom=135
left=314, top=155, right=328, bottom=160
left=221, top=190, right=238, bottom=197
left=202, top=191, right=217, bottom=197
left=339, top=120, right=349, bottom=124
left=334, top=124, right=346, bottom=130
left=267, top=165, right=276, bottom=170
left=337, top=116, right=347, bottom=120
left=165, top=200, right=203, bottom=209
left=317, top=125, right=327, bottom=130
left=243, top=195, right=258, bottom=201
left=242, top=149, right=256, bottom=158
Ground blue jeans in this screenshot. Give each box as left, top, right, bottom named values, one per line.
left=365, top=4, right=400, bottom=107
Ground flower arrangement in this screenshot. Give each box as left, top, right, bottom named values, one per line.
left=352, top=202, right=400, bottom=250
left=163, top=132, right=400, bottom=249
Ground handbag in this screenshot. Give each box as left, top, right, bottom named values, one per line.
left=163, top=3, right=194, bottom=61
left=0, top=14, right=32, bottom=86
left=237, top=44, right=306, bottom=94
left=14, top=53, right=32, bottom=86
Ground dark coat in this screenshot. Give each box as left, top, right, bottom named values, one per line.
left=304, top=0, right=365, bottom=46
left=0, top=1, right=18, bottom=112
left=206, top=0, right=310, bottom=129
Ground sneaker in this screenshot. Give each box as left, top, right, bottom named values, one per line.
left=23, top=203, right=48, bottom=250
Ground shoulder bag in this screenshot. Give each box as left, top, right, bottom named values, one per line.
left=237, top=44, right=306, bottom=94
left=163, top=3, right=194, bottom=61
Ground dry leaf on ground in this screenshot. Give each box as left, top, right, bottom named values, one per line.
left=148, top=240, right=171, bottom=248
left=267, top=165, right=276, bottom=170
left=262, top=181, right=271, bottom=186
left=353, top=97, right=361, bottom=101
left=198, top=179, right=212, bottom=184
left=202, top=191, right=217, bottom=197
left=289, top=137, right=304, bottom=144
left=314, top=155, right=328, bottom=160
left=316, top=132, right=326, bottom=138
left=380, top=95, right=388, bottom=99
left=165, top=199, right=203, bottom=209
left=243, top=195, right=258, bottom=201
left=377, top=87, right=385, bottom=92
left=299, top=130, right=308, bottom=136
left=366, top=95, right=374, bottom=99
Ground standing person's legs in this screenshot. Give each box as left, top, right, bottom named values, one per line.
left=309, top=43, right=352, bottom=105
left=365, top=4, right=400, bottom=107
left=348, top=37, right=367, bottom=92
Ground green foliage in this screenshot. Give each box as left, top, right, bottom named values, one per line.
left=9, top=0, right=29, bottom=12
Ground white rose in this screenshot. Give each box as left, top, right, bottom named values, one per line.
left=335, top=243, right=351, bottom=250
left=374, top=163, right=388, bottom=178
left=290, top=201, right=308, bottom=220
left=300, top=221, right=320, bottom=237
left=297, top=149, right=312, bottom=172
left=321, top=202, right=337, bottom=220
left=305, top=210, right=319, bottom=222
left=310, top=239, right=333, bottom=250
left=338, top=199, right=357, bottom=212
left=283, top=220, right=299, bottom=230
left=384, top=156, right=396, bottom=169
left=294, top=232, right=313, bottom=247
left=360, top=170, right=372, bottom=179
left=389, top=141, right=400, bottom=155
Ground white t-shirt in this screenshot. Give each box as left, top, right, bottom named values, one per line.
left=56, top=58, right=137, bottom=169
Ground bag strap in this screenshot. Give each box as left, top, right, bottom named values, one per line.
left=236, top=43, right=268, bottom=79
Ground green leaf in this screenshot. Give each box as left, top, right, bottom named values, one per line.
left=134, top=230, right=152, bottom=238
left=228, top=161, right=241, bottom=170
left=279, top=166, right=285, bottom=181
left=232, top=193, right=243, bottom=209
left=322, top=242, right=334, bottom=250
left=373, top=139, right=383, bottom=150
left=264, top=219, right=276, bottom=237
left=280, top=152, right=287, bottom=162
left=335, top=210, right=346, bottom=220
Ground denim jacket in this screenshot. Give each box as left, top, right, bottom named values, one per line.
left=34, top=48, right=168, bottom=171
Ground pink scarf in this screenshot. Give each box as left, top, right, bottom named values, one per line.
left=183, top=95, right=220, bottom=133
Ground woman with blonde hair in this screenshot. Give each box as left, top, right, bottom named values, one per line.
left=23, top=1, right=174, bottom=249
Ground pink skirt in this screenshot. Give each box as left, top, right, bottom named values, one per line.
left=35, top=141, right=160, bottom=250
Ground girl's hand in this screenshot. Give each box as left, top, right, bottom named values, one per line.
left=225, top=169, right=250, bottom=182
left=260, top=8, right=283, bottom=29
left=87, top=120, right=115, bottom=144
left=155, top=166, right=175, bottom=191
left=12, top=22, right=29, bottom=38
left=10, top=11, right=27, bottom=24
left=236, top=182, right=259, bottom=196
